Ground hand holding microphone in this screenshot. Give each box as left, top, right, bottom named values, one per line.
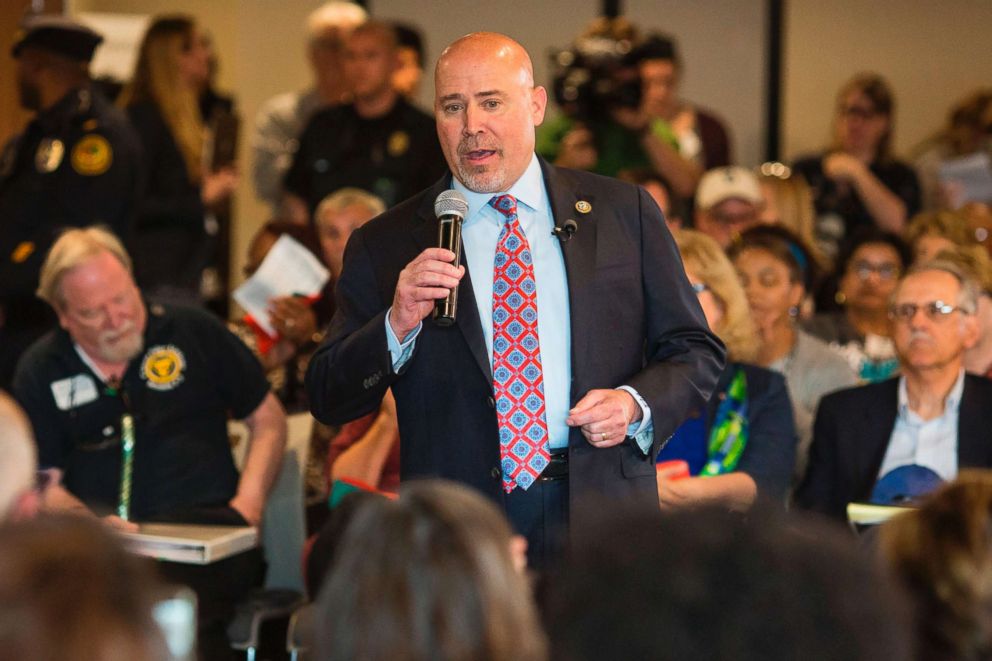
left=388, top=190, right=468, bottom=339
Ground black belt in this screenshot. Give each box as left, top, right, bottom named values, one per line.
left=540, top=450, right=569, bottom=481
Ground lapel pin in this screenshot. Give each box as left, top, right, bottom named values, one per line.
left=575, top=200, right=592, bottom=214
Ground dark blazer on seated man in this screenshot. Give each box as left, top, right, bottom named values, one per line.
left=796, top=374, right=992, bottom=521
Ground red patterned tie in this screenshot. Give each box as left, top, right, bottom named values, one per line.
left=489, top=194, right=550, bottom=492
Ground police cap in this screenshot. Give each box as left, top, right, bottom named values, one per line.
left=11, top=15, right=103, bottom=62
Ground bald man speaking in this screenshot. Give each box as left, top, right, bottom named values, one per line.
left=307, top=32, right=724, bottom=566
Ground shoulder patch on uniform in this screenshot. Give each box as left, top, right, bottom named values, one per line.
left=141, top=345, right=186, bottom=391
left=71, top=134, right=113, bottom=176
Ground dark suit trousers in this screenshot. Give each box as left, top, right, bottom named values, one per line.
left=504, top=477, right=569, bottom=571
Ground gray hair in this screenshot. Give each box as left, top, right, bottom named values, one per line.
left=36, top=226, right=132, bottom=309
left=314, top=188, right=386, bottom=229
left=895, top=259, right=981, bottom=314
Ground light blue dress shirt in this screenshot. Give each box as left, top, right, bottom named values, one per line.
left=878, top=369, right=964, bottom=481
left=385, top=154, right=652, bottom=452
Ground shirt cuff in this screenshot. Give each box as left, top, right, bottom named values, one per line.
left=385, top=308, right=421, bottom=371
left=617, top=385, right=654, bottom=455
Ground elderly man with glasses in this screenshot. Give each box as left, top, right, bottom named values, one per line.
left=797, top=260, right=992, bottom=522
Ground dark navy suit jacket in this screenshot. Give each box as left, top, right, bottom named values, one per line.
left=796, top=374, right=992, bottom=522
left=306, top=158, right=725, bottom=533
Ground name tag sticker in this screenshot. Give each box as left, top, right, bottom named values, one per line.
left=50, top=374, right=99, bottom=410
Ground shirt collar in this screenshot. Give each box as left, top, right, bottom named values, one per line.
left=454, top=153, right=546, bottom=225
left=897, top=368, right=966, bottom=418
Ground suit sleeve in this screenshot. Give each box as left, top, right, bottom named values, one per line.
left=306, top=227, right=396, bottom=425
left=795, top=393, right=845, bottom=520
left=623, top=186, right=726, bottom=459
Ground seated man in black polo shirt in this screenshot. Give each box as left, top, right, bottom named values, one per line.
left=12, top=226, right=287, bottom=658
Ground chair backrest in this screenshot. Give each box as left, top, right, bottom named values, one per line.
left=286, top=602, right=315, bottom=660
left=229, top=411, right=313, bottom=592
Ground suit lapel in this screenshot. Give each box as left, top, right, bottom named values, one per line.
left=858, top=380, right=899, bottom=497
left=413, top=174, right=493, bottom=384
left=957, top=376, right=985, bottom=467
left=541, top=161, right=597, bottom=397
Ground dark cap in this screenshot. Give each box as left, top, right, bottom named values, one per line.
left=11, top=15, right=103, bottom=62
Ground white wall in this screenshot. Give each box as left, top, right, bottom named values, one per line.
left=783, top=0, right=992, bottom=161
left=71, top=1, right=992, bottom=300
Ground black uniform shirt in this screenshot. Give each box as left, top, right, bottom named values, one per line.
left=283, top=98, right=445, bottom=211
left=12, top=303, right=270, bottom=520
left=0, top=85, right=143, bottom=316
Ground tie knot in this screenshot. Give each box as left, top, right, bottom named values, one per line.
left=488, top=194, right=518, bottom=222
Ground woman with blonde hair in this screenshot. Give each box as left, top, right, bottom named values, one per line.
left=757, top=162, right=830, bottom=270
left=905, top=209, right=982, bottom=265
left=881, top=470, right=992, bottom=661
left=655, top=230, right=796, bottom=511
left=121, top=15, right=237, bottom=303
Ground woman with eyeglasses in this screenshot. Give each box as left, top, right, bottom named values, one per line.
left=655, top=230, right=796, bottom=511
left=792, top=73, right=921, bottom=261
left=805, top=228, right=913, bottom=382
left=728, top=226, right=857, bottom=483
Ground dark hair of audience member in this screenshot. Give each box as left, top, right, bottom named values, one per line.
left=392, top=22, right=424, bottom=66
left=305, top=490, right=384, bottom=600
left=836, top=226, right=913, bottom=279
left=880, top=470, right=992, bottom=661
left=0, top=514, right=168, bottom=661
left=628, top=32, right=681, bottom=68
left=315, top=480, right=547, bottom=661
left=729, top=224, right=820, bottom=293
left=546, top=503, right=913, bottom=661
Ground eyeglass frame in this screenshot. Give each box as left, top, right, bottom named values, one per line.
left=848, top=259, right=901, bottom=282
left=888, top=299, right=975, bottom=323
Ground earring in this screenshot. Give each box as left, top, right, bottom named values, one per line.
left=835, top=291, right=847, bottom=305
left=788, top=306, right=799, bottom=318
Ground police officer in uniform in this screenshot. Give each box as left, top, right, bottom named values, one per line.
left=0, top=16, right=142, bottom=388
left=283, top=20, right=444, bottom=219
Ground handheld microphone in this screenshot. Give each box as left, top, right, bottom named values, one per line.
left=552, top=219, right=578, bottom=243
left=432, top=189, right=469, bottom=326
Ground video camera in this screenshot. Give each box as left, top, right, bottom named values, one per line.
left=549, top=33, right=642, bottom=124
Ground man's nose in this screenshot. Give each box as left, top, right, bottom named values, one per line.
left=462, top=105, right=483, bottom=135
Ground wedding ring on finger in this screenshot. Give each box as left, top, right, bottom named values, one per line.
left=599, top=432, right=607, bottom=441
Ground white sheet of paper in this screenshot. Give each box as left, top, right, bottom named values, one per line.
left=938, top=152, right=992, bottom=204
left=232, top=235, right=329, bottom=337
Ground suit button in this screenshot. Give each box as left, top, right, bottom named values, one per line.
left=487, top=396, right=495, bottom=408
left=490, top=467, right=501, bottom=480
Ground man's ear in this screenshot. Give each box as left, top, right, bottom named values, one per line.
left=531, top=85, right=547, bottom=126
left=960, top=313, right=981, bottom=350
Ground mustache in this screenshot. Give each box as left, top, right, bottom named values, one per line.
left=458, top=137, right=500, bottom=155
left=99, top=319, right=136, bottom=344
left=907, top=329, right=934, bottom=343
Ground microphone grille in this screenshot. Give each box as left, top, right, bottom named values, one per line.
left=434, top=189, right=469, bottom=219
